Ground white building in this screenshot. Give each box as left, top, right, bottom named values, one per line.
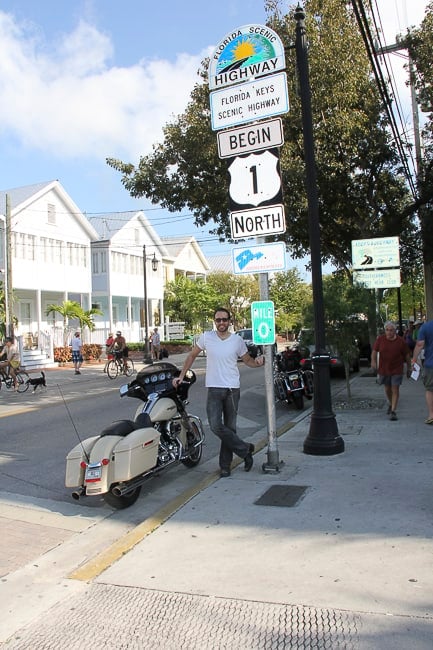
left=0, top=181, right=210, bottom=366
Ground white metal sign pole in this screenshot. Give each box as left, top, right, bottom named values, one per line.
left=257, top=238, right=280, bottom=472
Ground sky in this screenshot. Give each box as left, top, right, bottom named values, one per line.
left=0, top=0, right=429, bottom=270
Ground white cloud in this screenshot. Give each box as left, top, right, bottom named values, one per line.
left=0, top=11, right=207, bottom=161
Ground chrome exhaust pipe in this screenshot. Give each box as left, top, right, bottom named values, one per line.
left=72, top=487, right=85, bottom=500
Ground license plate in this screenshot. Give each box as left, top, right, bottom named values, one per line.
left=85, top=464, right=102, bottom=482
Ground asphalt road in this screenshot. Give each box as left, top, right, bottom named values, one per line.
left=0, top=357, right=281, bottom=508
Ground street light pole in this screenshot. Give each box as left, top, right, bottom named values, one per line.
left=294, top=5, right=344, bottom=456
left=143, top=245, right=159, bottom=364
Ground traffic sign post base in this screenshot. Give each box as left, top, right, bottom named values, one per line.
left=262, top=451, right=284, bottom=473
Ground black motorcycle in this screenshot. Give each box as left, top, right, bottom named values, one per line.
left=273, top=349, right=314, bottom=410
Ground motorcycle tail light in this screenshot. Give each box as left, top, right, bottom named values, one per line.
left=101, top=458, right=110, bottom=465
left=80, top=461, right=87, bottom=469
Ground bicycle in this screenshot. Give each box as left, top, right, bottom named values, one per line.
left=106, top=355, right=135, bottom=379
left=0, top=367, right=30, bottom=393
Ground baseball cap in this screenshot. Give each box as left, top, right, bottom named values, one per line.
left=116, top=331, right=122, bottom=335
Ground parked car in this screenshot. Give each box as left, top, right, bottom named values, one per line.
left=297, top=328, right=360, bottom=376
left=235, top=328, right=263, bottom=358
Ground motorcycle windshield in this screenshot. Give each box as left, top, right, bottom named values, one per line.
left=130, top=362, right=196, bottom=400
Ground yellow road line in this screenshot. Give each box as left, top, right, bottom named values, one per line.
left=68, top=422, right=295, bottom=582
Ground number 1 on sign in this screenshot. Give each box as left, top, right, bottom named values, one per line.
left=250, top=165, right=258, bottom=195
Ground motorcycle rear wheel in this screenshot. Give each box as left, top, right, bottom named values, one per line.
left=103, top=485, right=142, bottom=509
left=181, top=421, right=203, bottom=468
left=293, top=393, right=304, bottom=410
left=303, top=369, right=314, bottom=398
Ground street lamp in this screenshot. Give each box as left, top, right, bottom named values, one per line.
left=143, top=245, right=159, bottom=364
left=295, top=5, right=344, bottom=456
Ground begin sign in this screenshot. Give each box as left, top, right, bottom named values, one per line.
left=217, top=118, right=284, bottom=158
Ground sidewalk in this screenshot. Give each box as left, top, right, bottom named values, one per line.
left=1, top=371, right=433, bottom=648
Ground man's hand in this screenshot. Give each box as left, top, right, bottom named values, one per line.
left=172, top=377, right=182, bottom=388
left=255, top=355, right=264, bottom=366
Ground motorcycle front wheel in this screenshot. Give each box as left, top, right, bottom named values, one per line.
left=103, top=485, right=142, bottom=509
left=181, top=421, right=203, bottom=468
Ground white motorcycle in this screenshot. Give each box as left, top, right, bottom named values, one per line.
left=65, top=362, right=205, bottom=509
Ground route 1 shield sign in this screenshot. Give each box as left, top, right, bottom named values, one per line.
left=228, top=148, right=282, bottom=210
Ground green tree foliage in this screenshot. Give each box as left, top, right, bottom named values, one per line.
left=206, top=272, right=260, bottom=328
left=107, top=0, right=414, bottom=273
left=77, top=307, right=103, bottom=332
left=302, top=272, right=374, bottom=396
left=164, top=272, right=260, bottom=331
left=45, top=300, right=100, bottom=345
left=164, top=276, right=219, bottom=331
left=269, top=268, right=312, bottom=337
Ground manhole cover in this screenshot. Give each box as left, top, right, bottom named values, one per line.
left=254, top=484, right=308, bottom=507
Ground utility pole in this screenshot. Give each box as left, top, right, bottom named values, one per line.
left=5, top=194, right=13, bottom=336
left=379, top=42, right=432, bottom=319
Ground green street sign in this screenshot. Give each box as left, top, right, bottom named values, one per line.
left=251, top=300, right=275, bottom=345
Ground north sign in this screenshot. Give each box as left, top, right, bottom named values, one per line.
left=217, top=118, right=284, bottom=159
left=210, top=72, right=289, bottom=131
left=230, top=205, right=285, bottom=240
left=208, top=24, right=286, bottom=90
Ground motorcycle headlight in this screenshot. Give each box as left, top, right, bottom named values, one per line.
left=119, top=384, right=129, bottom=397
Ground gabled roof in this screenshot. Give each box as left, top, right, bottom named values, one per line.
left=207, top=254, right=234, bottom=274
left=89, top=210, right=170, bottom=258
left=0, top=180, right=99, bottom=240
left=0, top=181, right=53, bottom=213
left=162, top=236, right=210, bottom=270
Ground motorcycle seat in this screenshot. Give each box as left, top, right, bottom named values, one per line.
left=100, top=420, right=137, bottom=438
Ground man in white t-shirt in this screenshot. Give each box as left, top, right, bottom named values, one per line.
left=173, top=307, right=264, bottom=477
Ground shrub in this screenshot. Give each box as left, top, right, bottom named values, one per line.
left=54, top=346, right=71, bottom=363
left=54, top=344, right=102, bottom=363
left=82, top=344, right=102, bottom=360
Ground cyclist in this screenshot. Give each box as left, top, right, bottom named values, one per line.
left=0, top=336, right=20, bottom=390
left=113, top=331, right=129, bottom=373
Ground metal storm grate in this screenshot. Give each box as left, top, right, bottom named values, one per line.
left=254, top=484, right=308, bottom=507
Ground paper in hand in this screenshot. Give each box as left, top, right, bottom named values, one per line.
left=411, top=363, right=420, bottom=381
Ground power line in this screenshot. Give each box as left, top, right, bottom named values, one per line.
left=351, top=0, right=417, bottom=197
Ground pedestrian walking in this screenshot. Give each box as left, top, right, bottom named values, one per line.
left=150, top=327, right=161, bottom=360
left=412, top=319, right=433, bottom=425
left=371, top=321, right=411, bottom=421
left=173, top=307, right=264, bottom=477
left=71, top=331, right=83, bottom=375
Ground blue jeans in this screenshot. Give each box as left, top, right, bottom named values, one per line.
left=206, top=387, right=250, bottom=470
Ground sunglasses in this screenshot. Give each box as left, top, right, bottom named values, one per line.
left=215, top=317, right=229, bottom=323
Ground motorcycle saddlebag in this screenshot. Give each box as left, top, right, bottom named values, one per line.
left=113, top=427, right=161, bottom=482
left=65, top=436, right=100, bottom=487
